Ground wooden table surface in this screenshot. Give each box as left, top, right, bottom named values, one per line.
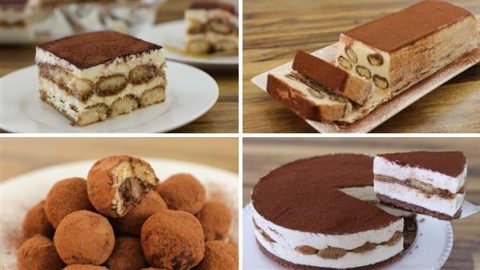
left=243, top=0, right=480, bottom=133
left=0, top=0, right=238, bottom=133
left=0, top=137, right=238, bottom=182
left=243, top=138, right=480, bottom=270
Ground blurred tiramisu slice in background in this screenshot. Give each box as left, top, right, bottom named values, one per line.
left=185, top=1, right=238, bottom=54
left=36, top=31, right=167, bottom=126
left=0, top=0, right=30, bottom=44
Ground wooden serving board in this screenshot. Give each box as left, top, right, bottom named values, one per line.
left=251, top=43, right=480, bottom=133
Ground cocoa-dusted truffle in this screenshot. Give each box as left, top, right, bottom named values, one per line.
left=45, top=177, right=94, bottom=228
left=17, top=235, right=65, bottom=270
left=112, top=191, right=167, bottom=237
left=54, top=210, right=115, bottom=265
left=87, top=155, right=159, bottom=218
left=194, top=241, right=238, bottom=270
left=196, top=201, right=232, bottom=241
left=141, top=210, right=205, bottom=269
left=22, top=201, right=54, bottom=239
left=63, top=265, right=108, bottom=270
left=63, top=264, right=108, bottom=270
left=155, top=173, right=206, bottom=214
left=105, top=237, right=147, bottom=270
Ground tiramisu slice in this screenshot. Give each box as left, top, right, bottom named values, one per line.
left=374, top=151, right=467, bottom=220
left=252, top=154, right=416, bottom=269
left=266, top=51, right=372, bottom=122
left=337, top=0, right=479, bottom=97
left=185, top=1, right=238, bottom=54
left=0, top=0, right=30, bottom=44
left=36, top=31, right=167, bottom=126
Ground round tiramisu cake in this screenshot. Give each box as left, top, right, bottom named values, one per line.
left=251, top=154, right=416, bottom=269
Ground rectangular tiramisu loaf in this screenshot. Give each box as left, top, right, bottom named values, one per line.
left=185, top=1, right=238, bottom=54
left=373, top=151, right=467, bottom=220
left=336, top=0, right=479, bottom=99
left=36, top=31, right=167, bottom=126
left=267, top=51, right=371, bottom=122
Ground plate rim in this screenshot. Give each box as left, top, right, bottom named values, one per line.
left=0, top=61, right=219, bottom=133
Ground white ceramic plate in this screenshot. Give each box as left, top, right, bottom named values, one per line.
left=243, top=204, right=453, bottom=270
left=0, top=158, right=238, bottom=270
left=137, top=20, right=238, bottom=68
left=251, top=43, right=480, bottom=133
left=0, top=61, right=218, bottom=133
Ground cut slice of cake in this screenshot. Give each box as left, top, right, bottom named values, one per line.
left=337, top=0, right=479, bottom=98
left=35, top=31, right=167, bottom=126
left=374, top=151, right=467, bottom=220
left=185, top=1, right=238, bottom=54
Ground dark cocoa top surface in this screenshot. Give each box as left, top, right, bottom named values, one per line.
left=251, top=154, right=399, bottom=235
left=38, top=31, right=162, bottom=69
left=292, top=51, right=348, bottom=93
left=377, top=151, right=466, bottom=177
left=343, top=0, right=473, bottom=53
left=1, top=0, right=27, bottom=6
left=189, top=1, right=236, bottom=14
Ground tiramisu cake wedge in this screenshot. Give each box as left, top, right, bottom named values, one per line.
left=36, top=31, right=167, bottom=126
left=185, top=1, right=238, bottom=54
left=251, top=154, right=417, bottom=269
left=267, top=51, right=372, bottom=123
left=337, top=0, right=479, bottom=98
left=374, top=151, right=467, bottom=220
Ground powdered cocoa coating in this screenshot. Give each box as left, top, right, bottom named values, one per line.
left=105, top=237, right=147, bottom=270
left=38, top=31, right=162, bottom=69
left=22, top=201, right=54, bottom=239
left=141, top=210, right=205, bottom=269
left=251, top=154, right=400, bottom=234
left=63, top=265, right=108, bottom=270
left=377, top=151, right=466, bottom=177
left=155, top=173, right=206, bottom=214
left=54, top=210, right=115, bottom=265
left=45, top=177, right=94, bottom=228
left=17, top=235, right=65, bottom=270
left=193, top=241, right=238, bottom=270
left=87, top=155, right=158, bottom=218
left=196, top=201, right=231, bottom=241
left=112, top=191, right=167, bottom=237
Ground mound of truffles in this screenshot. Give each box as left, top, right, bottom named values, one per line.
left=18, top=155, right=237, bottom=270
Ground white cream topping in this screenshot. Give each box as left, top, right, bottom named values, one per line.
left=185, top=9, right=238, bottom=26
left=251, top=203, right=402, bottom=251
left=373, top=156, right=467, bottom=194
left=374, top=180, right=464, bottom=217
left=254, top=220, right=404, bottom=269
left=35, top=47, right=165, bottom=82
left=0, top=6, right=25, bottom=24
left=40, top=76, right=166, bottom=113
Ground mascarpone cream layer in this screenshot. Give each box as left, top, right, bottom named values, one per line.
left=254, top=221, right=403, bottom=269
left=374, top=180, right=464, bottom=216
left=373, top=156, right=467, bottom=194
left=250, top=203, right=403, bottom=251
left=40, top=75, right=165, bottom=113
left=0, top=7, right=25, bottom=24
left=35, top=47, right=165, bottom=82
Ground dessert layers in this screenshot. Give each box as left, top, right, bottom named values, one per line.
left=374, top=151, right=467, bottom=220
left=35, top=31, right=167, bottom=126
left=336, top=0, right=479, bottom=99
left=0, top=0, right=30, bottom=43
left=265, top=0, right=479, bottom=124
left=185, top=2, right=238, bottom=54
left=251, top=154, right=408, bottom=269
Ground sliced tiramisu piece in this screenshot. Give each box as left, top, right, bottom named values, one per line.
left=252, top=154, right=416, bottom=269
left=0, top=0, right=30, bottom=44
left=374, top=151, right=467, bottom=220
left=36, top=31, right=167, bottom=126
left=266, top=51, right=372, bottom=122
left=185, top=1, right=238, bottom=54
left=337, top=0, right=479, bottom=97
